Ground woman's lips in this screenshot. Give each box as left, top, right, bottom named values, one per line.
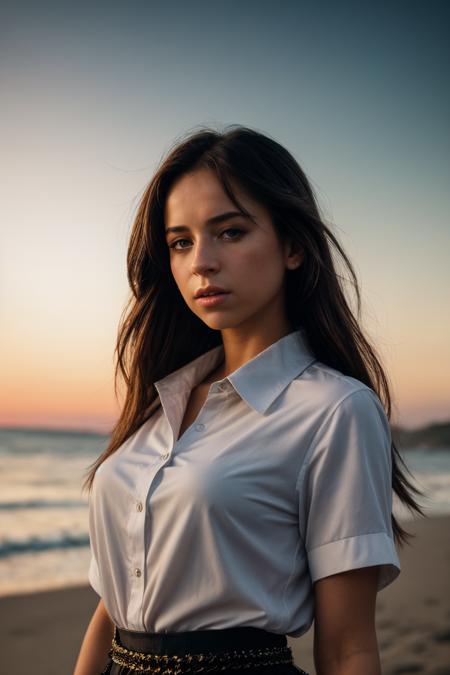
left=195, top=292, right=231, bottom=307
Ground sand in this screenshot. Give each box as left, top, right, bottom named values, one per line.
left=1, top=515, right=449, bottom=675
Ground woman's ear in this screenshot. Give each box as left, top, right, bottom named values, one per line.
left=284, top=239, right=304, bottom=270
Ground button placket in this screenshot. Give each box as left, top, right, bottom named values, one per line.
left=186, top=388, right=229, bottom=437
left=127, top=470, right=155, bottom=630
left=124, top=404, right=179, bottom=630
left=128, top=525, right=145, bottom=628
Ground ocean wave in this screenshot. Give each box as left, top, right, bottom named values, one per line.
left=0, top=499, right=87, bottom=510
left=0, top=533, right=90, bottom=558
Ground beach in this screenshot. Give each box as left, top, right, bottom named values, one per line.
left=1, top=514, right=449, bottom=675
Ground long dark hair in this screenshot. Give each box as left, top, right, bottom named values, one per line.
left=83, top=124, right=426, bottom=546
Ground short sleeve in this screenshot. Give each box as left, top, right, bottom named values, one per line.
left=297, top=387, right=401, bottom=591
left=88, top=548, right=102, bottom=597
left=87, top=488, right=102, bottom=597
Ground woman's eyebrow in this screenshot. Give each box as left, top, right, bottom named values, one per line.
left=165, top=210, right=251, bottom=235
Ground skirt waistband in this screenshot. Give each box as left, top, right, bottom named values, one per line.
left=109, top=625, right=296, bottom=673
left=115, top=625, right=288, bottom=654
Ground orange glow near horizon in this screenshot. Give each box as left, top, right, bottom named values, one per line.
left=1, top=315, right=449, bottom=431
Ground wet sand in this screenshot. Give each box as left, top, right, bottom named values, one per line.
left=0, top=515, right=449, bottom=674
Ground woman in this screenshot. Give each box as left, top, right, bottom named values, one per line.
left=74, top=125, right=425, bottom=675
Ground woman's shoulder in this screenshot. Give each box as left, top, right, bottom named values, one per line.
left=289, top=358, right=384, bottom=420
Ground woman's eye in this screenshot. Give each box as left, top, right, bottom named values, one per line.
left=169, top=228, right=244, bottom=250
left=221, top=227, right=244, bottom=240
left=169, top=238, right=190, bottom=250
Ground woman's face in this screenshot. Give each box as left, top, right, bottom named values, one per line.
left=164, top=167, right=302, bottom=333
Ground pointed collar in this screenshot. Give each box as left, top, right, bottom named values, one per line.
left=154, top=328, right=317, bottom=415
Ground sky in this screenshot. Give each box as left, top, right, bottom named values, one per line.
left=1, top=0, right=449, bottom=432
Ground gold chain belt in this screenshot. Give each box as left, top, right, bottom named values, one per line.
left=109, top=626, right=298, bottom=673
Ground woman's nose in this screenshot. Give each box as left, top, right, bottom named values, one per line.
left=190, top=242, right=220, bottom=274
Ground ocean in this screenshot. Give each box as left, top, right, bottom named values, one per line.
left=0, top=427, right=449, bottom=598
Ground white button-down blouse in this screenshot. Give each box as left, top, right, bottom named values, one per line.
left=88, top=328, right=401, bottom=637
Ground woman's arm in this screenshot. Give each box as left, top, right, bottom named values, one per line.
left=313, top=565, right=381, bottom=675
left=73, top=598, right=115, bottom=675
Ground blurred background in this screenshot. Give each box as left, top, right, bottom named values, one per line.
left=1, top=1, right=449, bottom=673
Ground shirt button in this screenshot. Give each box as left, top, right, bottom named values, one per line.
left=195, top=423, right=205, bottom=432
left=136, top=501, right=143, bottom=512
left=160, top=452, right=169, bottom=460
left=134, top=568, right=141, bottom=577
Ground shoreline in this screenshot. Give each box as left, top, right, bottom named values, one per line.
left=1, top=514, right=449, bottom=674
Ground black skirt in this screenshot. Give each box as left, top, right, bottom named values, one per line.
left=101, top=625, right=309, bottom=675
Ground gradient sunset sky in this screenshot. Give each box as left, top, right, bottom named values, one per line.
left=1, top=1, right=449, bottom=432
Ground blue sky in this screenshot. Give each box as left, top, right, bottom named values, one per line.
left=1, top=0, right=449, bottom=430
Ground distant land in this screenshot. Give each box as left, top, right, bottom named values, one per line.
left=391, top=421, right=450, bottom=450
left=0, top=426, right=109, bottom=439
left=1, top=421, right=450, bottom=450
